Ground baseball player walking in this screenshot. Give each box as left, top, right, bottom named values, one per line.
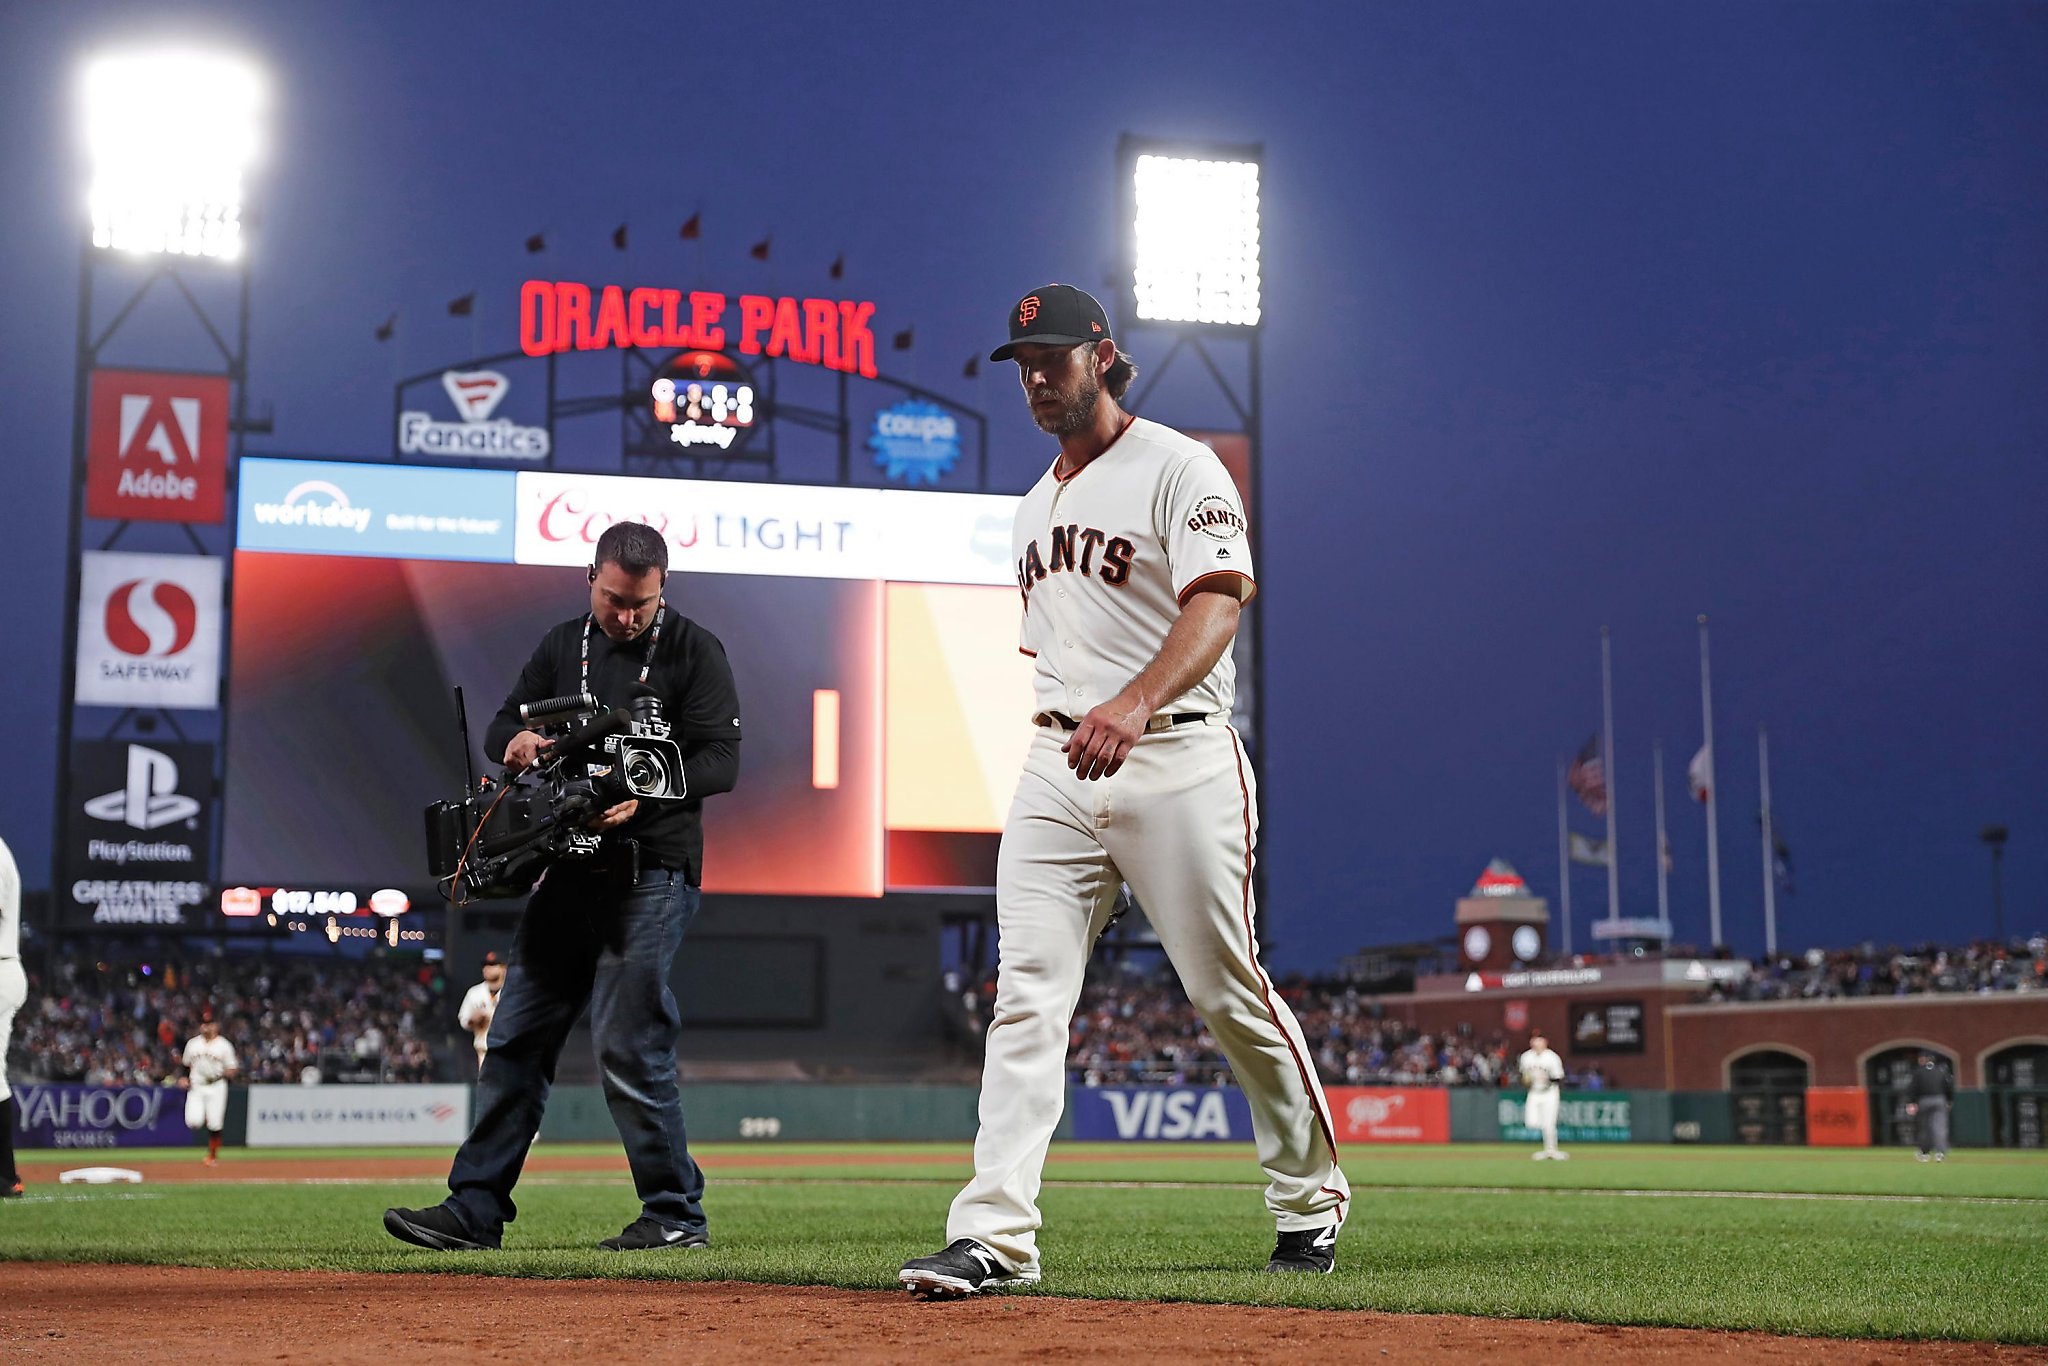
left=180, top=1012, right=238, bottom=1166
left=900, top=284, right=1349, bottom=1297
left=0, top=834, right=25, bottom=1198
left=1906, top=1050, right=1954, bottom=1162
left=1518, top=1030, right=1568, bottom=1160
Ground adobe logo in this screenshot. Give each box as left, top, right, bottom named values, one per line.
left=86, top=369, right=231, bottom=524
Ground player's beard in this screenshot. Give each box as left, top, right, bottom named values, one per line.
left=1030, top=369, right=1102, bottom=438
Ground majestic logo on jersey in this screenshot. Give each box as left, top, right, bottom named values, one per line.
left=1016, top=524, right=1135, bottom=597
left=1186, top=495, right=1246, bottom=540
left=1018, top=296, right=1041, bottom=325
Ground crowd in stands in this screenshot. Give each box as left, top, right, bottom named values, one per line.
left=6, top=954, right=449, bottom=1087
left=1716, top=937, right=2047, bottom=1002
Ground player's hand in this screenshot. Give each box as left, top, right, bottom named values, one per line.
left=178, top=1077, right=190, bottom=1090
left=1064, top=694, right=1150, bottom=781
left=591, top=799, right=639, bottom=831
left=503, top=730, right=553, bottom=773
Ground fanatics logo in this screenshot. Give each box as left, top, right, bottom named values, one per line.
left=441, top=369, right=510, bottom=421
left=86, top=370, right=231, bottom=524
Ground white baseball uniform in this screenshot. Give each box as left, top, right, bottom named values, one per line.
left=1519, top=1046, right=1566, bottom=1156
left=945, top=416, right=1349, bottom=1273
left=0, top=836, right=23, bottom=1106
left=182, top=1035, right=237, bottom=1132
left=458, top=980, right=500, bottom=1065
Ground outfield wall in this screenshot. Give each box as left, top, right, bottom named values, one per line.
left=9, top=1081, right=2028, bottom=1149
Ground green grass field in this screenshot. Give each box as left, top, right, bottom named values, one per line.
left=8, top=1142, right=2047, bottom=1342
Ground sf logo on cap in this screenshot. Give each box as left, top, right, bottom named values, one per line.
left=1018, top=296, right=1041, bottom=325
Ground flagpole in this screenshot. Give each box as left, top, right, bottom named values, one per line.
left=1556, top=757, right=1573, bottom=958
left=1700, top=614, right=1723, bottom=948
left=1759, top=724, right=1777, bottom=958
left=1601, top=626, right=1620, bottom=933
left=1654, top=741, right=1669, bottom=934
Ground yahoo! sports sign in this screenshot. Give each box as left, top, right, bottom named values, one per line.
left=12, top=1085, right=191, bottom=1149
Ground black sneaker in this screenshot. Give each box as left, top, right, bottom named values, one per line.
left=3, top=1179, right=22, bottom=1199
left=1265, top=1222, right=1339, bottom=1274
left=899, top=1238, right=1041, bottom=1298
left=599, top=1216, right=710, bottom=1251
left=382, top=1205, right=499, bottom=1251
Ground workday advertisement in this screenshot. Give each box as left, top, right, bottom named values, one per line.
left=238, top=458, right=516, bottom=562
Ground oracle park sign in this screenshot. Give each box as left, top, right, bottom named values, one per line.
left=518, top=280, right=881, bottom=378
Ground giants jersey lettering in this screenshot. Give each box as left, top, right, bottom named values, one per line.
left=1013, top=417, right=1255, bottom=719
left=183, top=1035, right=237, bottom=1085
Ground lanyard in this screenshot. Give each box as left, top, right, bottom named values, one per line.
left=580, top=603, right=665, bottom=695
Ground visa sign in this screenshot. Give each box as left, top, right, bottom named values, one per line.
left=1068, top=1086, right=1253, bottom=1142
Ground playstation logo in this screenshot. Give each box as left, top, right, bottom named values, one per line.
left=83, top=744, right=201, bottom=830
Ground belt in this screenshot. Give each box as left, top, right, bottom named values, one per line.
left=1034, top=711, right=1211, bottom=733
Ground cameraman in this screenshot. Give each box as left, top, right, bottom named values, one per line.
left=385, top=521, right=740, bottom=1253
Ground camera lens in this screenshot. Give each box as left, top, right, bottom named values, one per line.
left=622, top=748, right=674, bottom=797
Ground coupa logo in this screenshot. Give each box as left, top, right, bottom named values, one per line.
left=104, top=580, right=197, bottom=657
left=248, top=479, right=373, bottom=533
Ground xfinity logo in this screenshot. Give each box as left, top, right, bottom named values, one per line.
left=249, top=479, right=374, bottom=533
left=83, top=745, right=200, bottom=831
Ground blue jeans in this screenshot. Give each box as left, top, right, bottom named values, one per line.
left=446, top=863, right=703, bottom=1238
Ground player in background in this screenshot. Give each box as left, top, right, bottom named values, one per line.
left=1906, top=1050, right=1955, bottom=1162
left=0, top=834, right=25, bottom=1198
left=1518, top=1030, right=1568, bottom=1160
left=458, top=951, right=507, bottom=1073
left=180, top=1011, right=238, bottom=1166
left=900, top=285, right=1349, bottom=1299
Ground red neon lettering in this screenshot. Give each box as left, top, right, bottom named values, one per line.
left=690, top=292, right=726, bottom=349
left=658, top=290, right=689, bottom=347
left=767, top=296, right=809, bottom=362
left=557, top=283, right=592, bottom=354
left=520, top=280, right=556, bottom=357
left=737, top=295, right=774, bottom=355
left=591, top=285, right=630, bottom=349
left=839, top=300, right=877, bottom=378
left=627, top=288, right=663, bottom=349
left=536, top=490, right=605, bottom=543
left=802, top=298, right=841, bottom=371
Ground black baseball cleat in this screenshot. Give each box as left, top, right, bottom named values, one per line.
left=382, top=1204, right=499, bottom=1251
left=599, top=1216, right=710, bottom=1251
left=899, top=1238, right=1041, bottom=1298
left=1265, top=1222, right=1340, bottom=1274
left=3, top=1179, right=23, bottom=1199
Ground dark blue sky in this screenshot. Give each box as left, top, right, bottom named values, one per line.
left=4, top=3, right=2043, bottom=971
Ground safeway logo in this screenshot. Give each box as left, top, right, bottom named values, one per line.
left=441, top=369, right=509, bottom=421
left=248, top=479, right=373, bottom=534
left=105, top=580, right=198, bottom=657
left=75, top=551, right=223, bottom=709
left=83, top=745, right=200, bottom=830
left=86, top=369, right=229, bottom=524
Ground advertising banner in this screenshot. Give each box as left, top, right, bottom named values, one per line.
left=1066, top=1086, right=1254, bottom=1142
left=245, top=1083, right=471, bottom=1147
left=85, top=368, right=231, bottom=524
left=1568, top=999, right=1646, bottom=1054
left=1326, top=1087, right=1450, bottom=1143
left=11, top=1084, right=191, bottom=1149
left=74, top=550, right=224, bottom=709
left=1804, top=1087, right=1872, bottom=1147
left=396, top=364, right=552, bottom=461
left=1497, top=1091, right=1634, bottom=1142
left=237, top=458, right=517, bottom=562
left=62, top=739, right=214, bottom=927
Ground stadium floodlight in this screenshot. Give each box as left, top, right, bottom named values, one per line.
left=84, top=49, right=263, bottom=260
left=1124, top=141, right=1262, bottom=328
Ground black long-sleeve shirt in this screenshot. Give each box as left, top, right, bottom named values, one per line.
left=1910, top=1060, right=1954, bottom=1102
left=485, top=609, right=741, bottom=884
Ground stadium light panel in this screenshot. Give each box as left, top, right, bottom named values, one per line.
left=84, top=49, right=262, bottom=260
left=1129, top=151, right=1262, bottom=328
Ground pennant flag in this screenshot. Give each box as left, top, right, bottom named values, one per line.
left=893, top=326, right=914, bottom=351
left=963, top=355, right=980, bottom=379
left=612, top=223, right=628, bottom=250
left=373, top=312, right=396, bottom=342
left=1687, top=743, right=1712, bottom=804
left=1567, top=734, right=1607, bottom=817
left=679, top=213, right=701, bottom=241
left=1568, top=832, right=1610, bottom=867
left=829, top=253, right=845, bottom=280
left=1756, top=814, right=1794, bottom=895
left=750, top=235, right=771, bottom=261
left=524, top=232, right=547, bottom=254
left=447, top=293, right=476, bottom=317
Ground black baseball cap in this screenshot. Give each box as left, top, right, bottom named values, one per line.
left=989, top=283, right=1112, bottom=362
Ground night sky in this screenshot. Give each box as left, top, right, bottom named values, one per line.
left=3, top=3, right=2043, bottom=973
